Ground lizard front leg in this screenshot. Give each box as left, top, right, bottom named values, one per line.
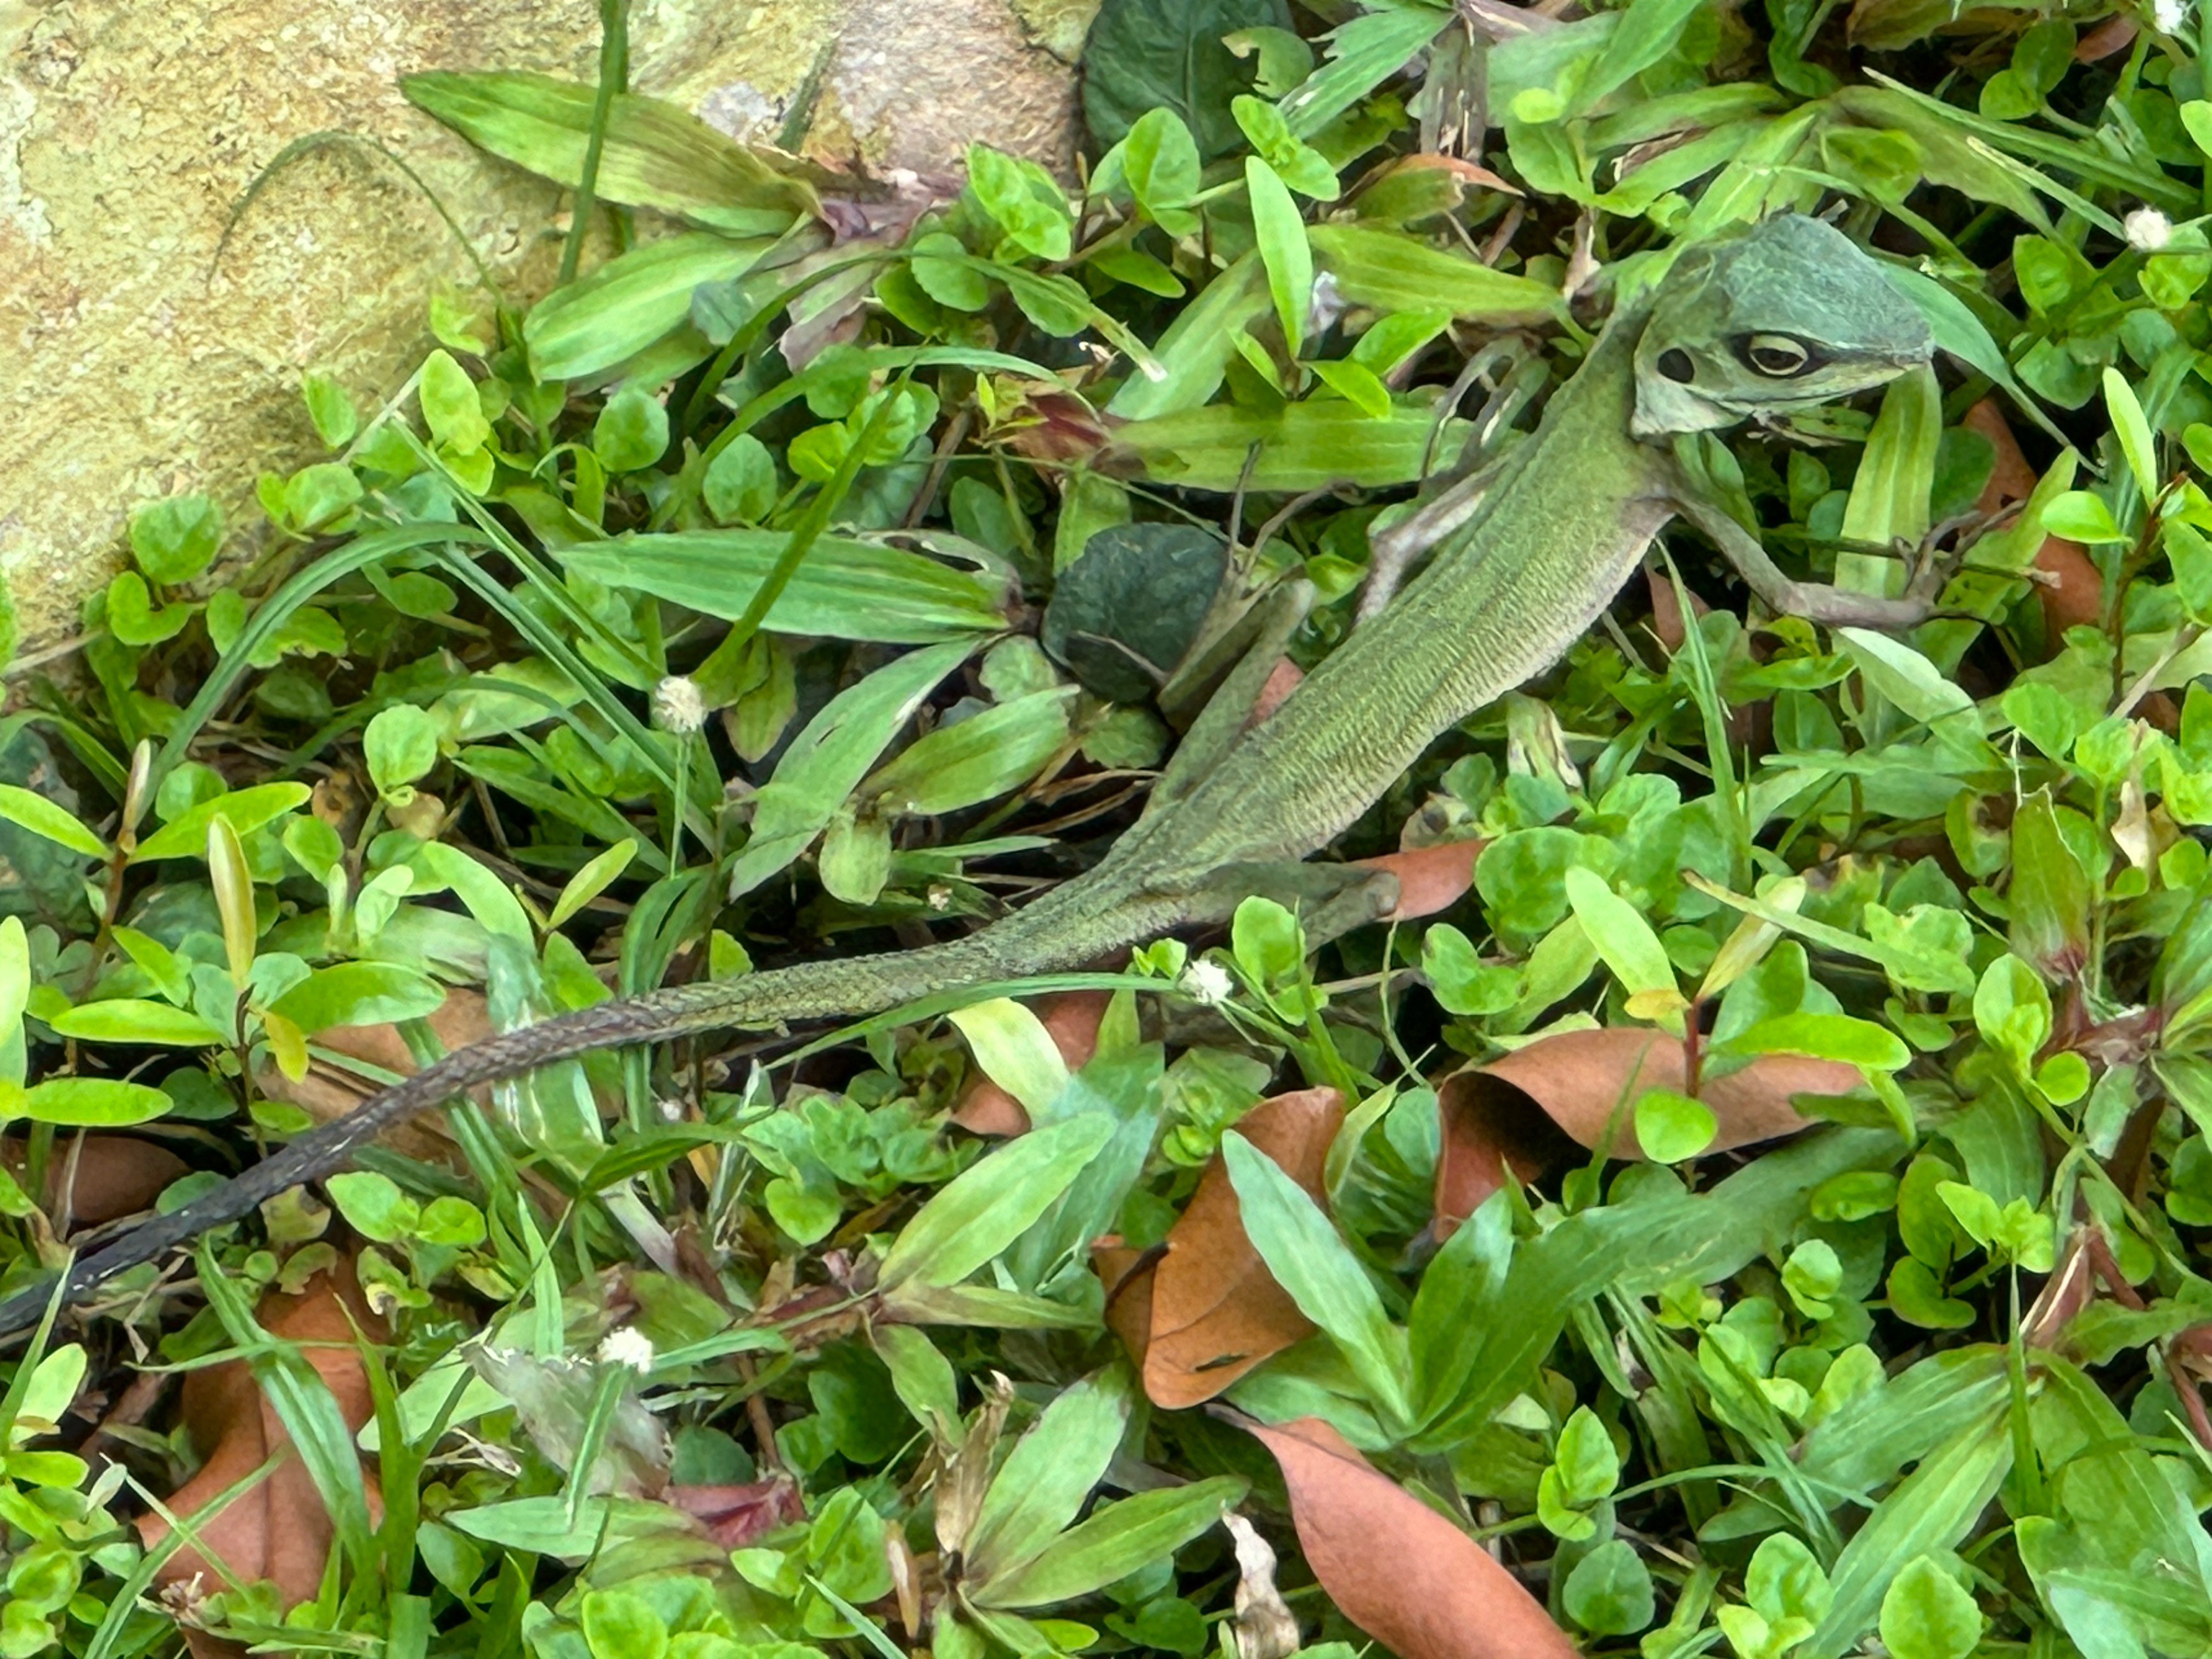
left=1672, top=492, right=1948, bottom=631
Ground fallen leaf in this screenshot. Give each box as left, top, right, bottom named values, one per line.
left=255, top=989, right=496, bottom=1164
left=3, top=1135, right=187, bottom=1227
left=1965, top=398, right=2100, bottom=637
left=1644, top=566, right=1709, bottom=654
left=1138, top=1088, right=1344, bottom=1408
left=1092, top=1234, right=1159, bottom=1364
left=950, top=990, right=1112, bottom=1137
left=1355, top=838, right=1483, bottom=922
left=138, top=1257, right=383, bottom=1610
left=1238, top=1414, right=1576, bottom=1659
left=667, top=1475, right=807, bottom=1547
left=1225, top=1509, right=1302, bottom=1659
left=1435, top=1028, right=1855, bottom=1224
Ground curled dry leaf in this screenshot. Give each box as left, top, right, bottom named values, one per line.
left=1238, top=1415, right=1577, bottom=1659
left=1114, top=1087, right=1345, bottom=1409
left=138, top=1257, right=383, bottom=1609
left=1965, top=398, right=2102, bottom=637
left=1435, top=1027, right=1855, bottom=1225
left=1354, top=837, right=1482, bottom=922
left=949, top=989, right=1113, bottom=1137
left=4, top=1134, right=187, bottom=1227
left=1225, top=1510, right=1302, bottom=1659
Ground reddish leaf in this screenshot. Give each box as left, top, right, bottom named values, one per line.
left=1644, top=566, right=1709, bottom=654
left=1965, top=398, right=2101, bottom=637
left=949, top=990, right=1112, bottom=1137
left=1355, top=838, right=1483, bottom=922
left=1436, top=1028, right=1854, bottom=1224
left=138, top=1259, right=383, bottom=1609
left=1138, top=1088, right=1344, bottom=1408
left=1240, top=1415, right=1576, bottom=1659
left=668, top=1475, right=806, bottom=1547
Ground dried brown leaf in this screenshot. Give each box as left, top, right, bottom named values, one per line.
left=3, top=1135, right=187, bottom=1227
left=1239, top=1415, right=1576, bottom=1659
left=1436, top=1028, right=1852, bottom=1223
left=1141, top=1088, right=1344, bottom=1409
left=949, top=989, right=1111, bottom=1137
left=1355, top=838, right=1482, bottom=922
left=138, top=1259, right=383, bottom=1609
left=1965, top=397, right=2101, bottom=637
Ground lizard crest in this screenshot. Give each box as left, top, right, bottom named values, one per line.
left=1630, top=213, right=1934, bottom=439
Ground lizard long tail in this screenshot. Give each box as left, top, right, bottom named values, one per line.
left=0, top=879, right=1172, bottom=1339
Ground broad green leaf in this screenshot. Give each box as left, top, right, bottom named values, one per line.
left=14, top=1078, right=171, bottom=1127
left=1804, top=1412, right=2011, bottom=1658
left=724, top=639, right=976, bottom=902
left=1222, top=1132, right=1412, bottom=1430
left=561, top=532, right=1011, bottom=645
left=1635, top=1088, right=1718, bottom=1161
left=946, top=999, right=1070, bottom=1120
left=0, top=785, right=106, bottom=860
left=1833, top=629, right=1974, bottom=725
left=128, top=493, right=225, bottom=585
left=1111, top=400, right=1474, bottom=492
left=1280, top=7, right=1451, bottom=137
left=524, top=233, right=773, bottom=383
left=1246, top=157, right=1312, bottom=359
left=860, top=688, right=1073, bottom=817
left=878, top=1113, right=1115, bottom=1291
left=1563, top=867, right=1677, bottom=1002
left=2103, top=368, right=2158, bottom=501
left=1105, top=256, right=1269, bottom=421
left=267, top=964, right=448, bottom=1035
left=548, top=840, right=639, bottom=930
left=1081, top=0, right=1290, bottom=160
left=1724, top=1012, right=1911, bottom=1070
left=401, top=72, right=818, bottom=233
left=1307, top=224, right=1565, bottom=323
left=966, top=1367, right=1133, bottom=1583
left=972, top=1478, right=1246, bottom=1609
left=48, top=1000, right=225, bottom=1046
left=1841, top=365, right=1939, bottom=552
left=132, top=783, right=311, bottom=862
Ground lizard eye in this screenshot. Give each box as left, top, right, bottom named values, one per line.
left=1741, top=333, right=1815, bottom=377
left=1657, top=348, right=1696, bottom=383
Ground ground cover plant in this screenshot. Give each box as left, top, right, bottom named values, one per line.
left=5, top=0, right=2212, bottom=1652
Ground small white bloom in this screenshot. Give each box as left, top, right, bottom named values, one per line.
left=2154, top=0, right=2190, bottom=35
left=2126, top=207, right=2174, bottom=252
left=596, top=1326, right=656, bottom=1373
left=1181, top=957, right=1235, bottom=1007
left=1307, top=269, right=1346, bottom=338
left=652, top=674, right=707, bottom=735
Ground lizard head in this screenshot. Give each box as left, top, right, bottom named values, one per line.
left=1630, top=213, right=1934, bottom=439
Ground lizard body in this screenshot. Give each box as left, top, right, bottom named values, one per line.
left=0, top=213, right=1938, bottom=1335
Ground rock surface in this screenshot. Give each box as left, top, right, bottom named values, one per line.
left=0, top=0, right=1093, bottom=657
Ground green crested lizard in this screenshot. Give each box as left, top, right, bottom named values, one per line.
left=0, top=212, right=1942, bottom=1336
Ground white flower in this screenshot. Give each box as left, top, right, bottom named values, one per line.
left=2126, top=207, right=2174, bottom=252
left=1181, top=957, right=1235, bottom=1007
left=2154, top=0, right=2190, bottom=35
left=595, top=1326, right=656, bottom=1373
left=652, top=674, right=708, bottom=735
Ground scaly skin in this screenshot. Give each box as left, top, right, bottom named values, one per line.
left=0, top=215, right=1934, bottom=1336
